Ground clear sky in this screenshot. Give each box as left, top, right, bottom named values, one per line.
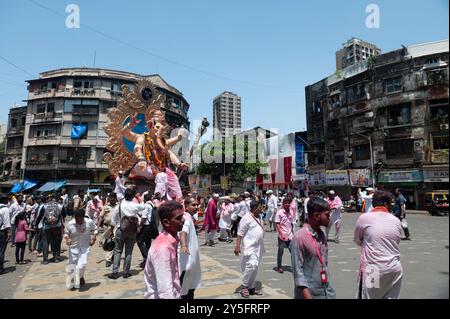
left=0, top=0, right=448, bottom=135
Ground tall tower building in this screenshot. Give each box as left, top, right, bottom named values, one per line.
left=213, top=91, right=241, bottom=140
left=335, top=37, right=381, bottom=70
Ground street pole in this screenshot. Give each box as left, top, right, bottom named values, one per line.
left=355, top=132, right=375, bottom=187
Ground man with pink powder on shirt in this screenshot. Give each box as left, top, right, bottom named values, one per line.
left=144, top=200, right=185, bottom=299
left=275, top=197, right=295, bottom=273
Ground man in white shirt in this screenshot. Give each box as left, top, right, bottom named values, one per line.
left=64, top=209, right=97, bottom=289
left=354, top=190, right=403, bottom=299
left=359, top=187, right=375, bottom=213
left=114, top=171, right=126, bottom=201
left=0, top=195, right=11, bottom=274
left=108, top=187, right=146, bottom=279
left=234, top=200, right=265, bottom=298
left=179, top=197, right=202, bottom=299
left=8, top=194, right=26, bottom=247
left=136, top=193, right=154, bottom=268
left=266, top=190, right=278, bottom=232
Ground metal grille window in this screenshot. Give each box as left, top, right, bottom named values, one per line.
left=386, top=139, right=414, bottom=159
left=388, top=103, right=411, bottom=126
left=354, top=144, right=370, bottom=161
left=385, top=77, right=402, bottom=93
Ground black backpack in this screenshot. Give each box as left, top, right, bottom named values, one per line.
left=148, top=202, right=160, bottom=239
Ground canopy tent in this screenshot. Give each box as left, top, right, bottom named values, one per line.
left=10, top=179, right=38, bottom=193
left=37, top=180, right=67, bottom=193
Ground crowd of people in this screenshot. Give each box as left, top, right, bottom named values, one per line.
left=0, top=181, right=412, bottom=299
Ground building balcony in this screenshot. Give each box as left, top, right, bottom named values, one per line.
left=29, top=89, right=66, bottom=100
left=6, top=127, right=25, bottom=136
left=25, top=160, right=58, bottom=170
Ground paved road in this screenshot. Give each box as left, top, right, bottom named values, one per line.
left=0, top=213, right=448, bottom=299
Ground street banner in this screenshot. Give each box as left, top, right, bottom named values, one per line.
left=326, top=170, right=349, bottom=185
left=349, top=169, right=371, bottom=187
left=188, top=175, right=211, bottom=194
left=220, top=176, right=228, bottom=189
left=307, top=169, right=326, bottom=186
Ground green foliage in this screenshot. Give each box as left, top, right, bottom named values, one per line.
left=195, top=137, right=268, bottom=186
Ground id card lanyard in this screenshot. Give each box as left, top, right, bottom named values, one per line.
left=305, top=226, right=328, bottom=284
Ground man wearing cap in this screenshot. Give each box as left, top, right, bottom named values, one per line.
left=326, top=190, right=343, bottom=243
left=115, top=171, right=126, bottom=201
left=359, top=188, right=375, bottom=213
left=266, top=190, right=277, bottom=232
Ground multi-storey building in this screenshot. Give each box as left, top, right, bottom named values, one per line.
left=306, top=39, right=449, bottom=209
left=19, top=67, right=190, bottom=195
left=335, top=37, right=381, bottom=70
left=1, top=106, right=27, bottom=190
left=213, top=91, right=241, bottom=140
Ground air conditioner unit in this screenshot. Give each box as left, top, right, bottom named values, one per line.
left=440, top=124, right=449, bottom=130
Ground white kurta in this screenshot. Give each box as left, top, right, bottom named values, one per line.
left=65, top=218, right=97, bottom=286
left=178, top=213, right=202, bottom=295
left=237, top=213, right=265, bottom=273
left=219, top=203, right=234, bottom=230
left=354, top=207, right=403, bottom=299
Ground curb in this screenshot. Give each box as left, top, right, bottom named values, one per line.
left=406, top=210, right=430, bottom=215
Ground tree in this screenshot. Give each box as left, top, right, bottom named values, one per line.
left=195, top=137, right=268, bottom=188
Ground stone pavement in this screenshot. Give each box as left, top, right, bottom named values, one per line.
left=9, top=232, right=288, bottom=299
left=2, top=213, right=448, bottom=299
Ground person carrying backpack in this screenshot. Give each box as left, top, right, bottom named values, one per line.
left=35, top=193, right=64, bottom=264
left=136, top=194, right=155, bottom=268
left=108, top=188, right=146, bottom=279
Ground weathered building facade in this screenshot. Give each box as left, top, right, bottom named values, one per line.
left=306, top=40, right=449, bottom=209
left=1, top=106, right=27, bottom=189
left=15, top=68, right=189, bottom=194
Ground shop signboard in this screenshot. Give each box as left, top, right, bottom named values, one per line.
left=349, top=169, right=371, bottom=187
left=326, top=170, right=349, bottom=186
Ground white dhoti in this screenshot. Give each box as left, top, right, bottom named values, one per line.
left=67, top=246, right=90, bottom=288
left=240, top=253, right=261, bottom=289
left=359, top=270, right=403, bottom=299
left=326, top=208, right=342, bottom=241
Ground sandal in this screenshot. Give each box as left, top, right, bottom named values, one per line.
left=240, top=287, right=250, bottom=298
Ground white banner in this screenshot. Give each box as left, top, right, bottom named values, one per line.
left=326, top=170, right=349, bottom=186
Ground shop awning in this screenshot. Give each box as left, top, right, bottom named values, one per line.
left=10, top=179, right=38, bottom=193
left=37, top=180, right=67, bottom=193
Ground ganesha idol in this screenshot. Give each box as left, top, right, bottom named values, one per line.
left=103, top=80, right=189, bottom=201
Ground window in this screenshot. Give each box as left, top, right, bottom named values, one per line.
left=44, top=128, right=55, bottom=136
left=111, top=82, right=121, bottom=92
left=46, top=103, right=55, bottom=113
left=334, top=151, right=345, bottom=164
left=21, top=117, right=26, bottom=126
left=84, top=81, right=94, bottom=89
left=74, top=81, right=82, bottom=88
left=386, top=139, right=414, bottom=159
left=40, top=82, right=48, bottom=91
left=388, top=103, right=411, bottom=126
left=426, top=57, right=440, bottom=65
left=432, top=135, right=449, bottom=150
left=429, top=99, right=449, bottom=123
left=49, top=82, right=57, bottom=89
left=37, top=104, right=46, bottom=113
left=11, top=118, right=17, bottom=128
left=354, top=144, right=370, bottom=161
left=313, top=101, right=322, bottom=114
left=385, top=77, right=402, bottom=93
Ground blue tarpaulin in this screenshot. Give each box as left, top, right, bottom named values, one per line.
left=37, top=180, right=67, bottom=193
left=10, top=179, right=38, bottom=193
left=71, top=124, right=87, bottom=139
